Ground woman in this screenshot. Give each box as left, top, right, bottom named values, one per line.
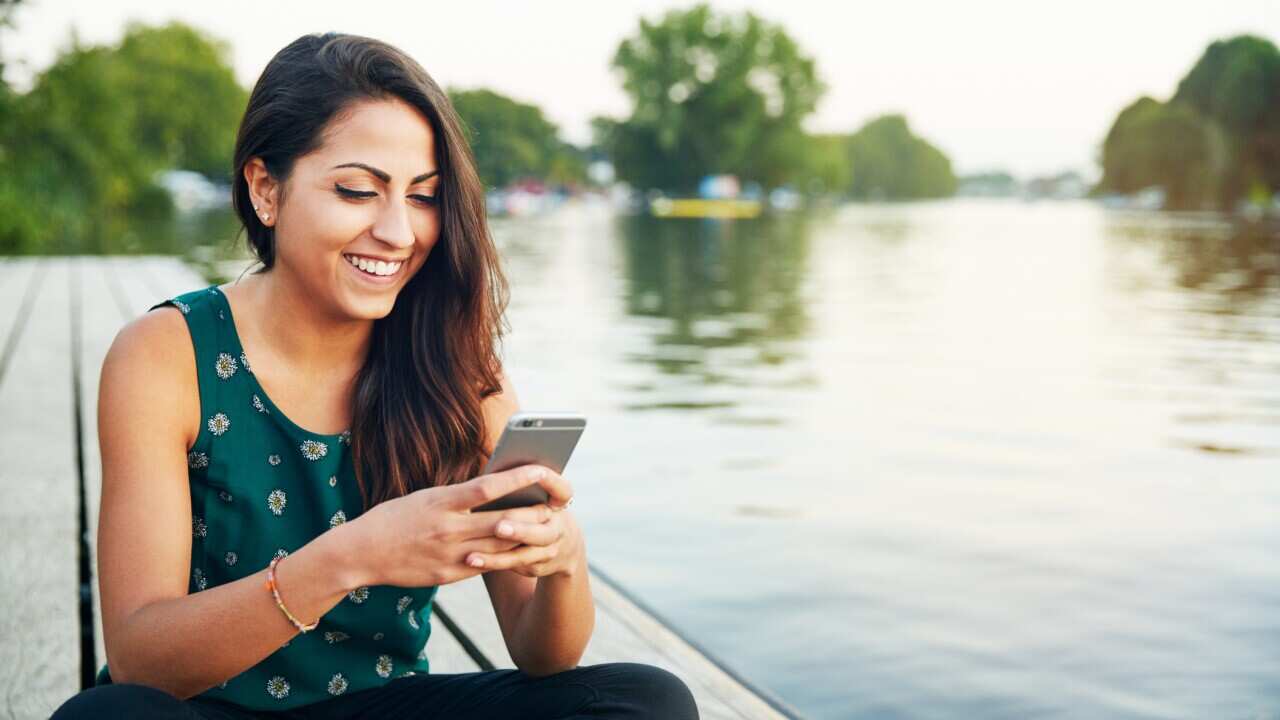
left=52, top=32, right=698, bottom=719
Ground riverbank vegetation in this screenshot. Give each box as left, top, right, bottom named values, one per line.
left=1096, top=34, right=1279, bottom=211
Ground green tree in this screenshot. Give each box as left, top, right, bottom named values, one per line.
left=114, top=21, right=247, bottom=181
left=1096, top=34, right=1280, bottom=211
left=1096, top=96, right=1223, bottom=209
left=800, top=133, right=853, bottom=196
left=448, top=87, right=583, bottom=188
left=846, top=114, right=955, bottom=200
left=1171, top=34, right=1280, bottom=207
left=604, top=3, right=825, bottom=193
left=0, top=21, right=246, bottom=253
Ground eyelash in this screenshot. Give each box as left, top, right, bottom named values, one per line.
left=334, top=183, right=438, bottom=205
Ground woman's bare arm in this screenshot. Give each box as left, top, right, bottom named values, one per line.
left=96, top=308, right=372, bottom=699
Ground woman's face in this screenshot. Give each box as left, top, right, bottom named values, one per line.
left=258, top=97, right=442, bottom=320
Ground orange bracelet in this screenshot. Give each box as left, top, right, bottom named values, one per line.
left=265, top=555, right=319, bottom=633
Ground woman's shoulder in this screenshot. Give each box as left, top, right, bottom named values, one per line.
left=101, top=293, right=204, bottom=450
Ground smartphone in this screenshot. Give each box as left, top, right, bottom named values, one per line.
left=470, top=411, right=587, bottom=512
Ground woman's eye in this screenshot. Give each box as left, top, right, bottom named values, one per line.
left=335, top=184, right=376, bottom=199
left=336, top=184, right=437, bottom=206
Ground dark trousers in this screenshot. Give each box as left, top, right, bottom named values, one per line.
left=50, top=662, right=699, bottom=720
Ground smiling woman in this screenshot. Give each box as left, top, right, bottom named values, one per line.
left=50, top=31, right=698, bottom=720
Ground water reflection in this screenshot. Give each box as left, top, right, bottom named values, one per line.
left=1099, top=212, right=1280, bottom=458
left=615, top=213, right=816, bottom=417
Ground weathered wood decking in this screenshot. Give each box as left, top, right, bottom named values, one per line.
left=0, top=256, right=798, bottom=719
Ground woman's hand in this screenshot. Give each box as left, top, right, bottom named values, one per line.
left=346, top=464, right=570, bottom=588
left=466, top=503, right=584, bottom=578
left=465, top=464, right=581, bottom=577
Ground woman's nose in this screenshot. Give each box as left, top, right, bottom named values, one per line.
left=370, top=199, right=415, bottom=248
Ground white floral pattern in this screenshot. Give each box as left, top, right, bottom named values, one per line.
left=170, top=289, right=438, bottom=703
left=300, top=439, right=328, bottom=461
left=208, top=412, right=230, bottom=436
left=214, top=352, right=238, bottom=380
left=375, top=655, right=393, bottom=678
left=267, top=489, right=287, bottom=515
left=266, top=676, right=290, bottom=700
left=173, top=299, right=191, bottom=315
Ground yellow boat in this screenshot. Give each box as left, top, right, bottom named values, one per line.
left=649, top=197, right=762, bottom=219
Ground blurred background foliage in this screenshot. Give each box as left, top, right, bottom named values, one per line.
left=1097, top=34, right=1280, bottom=211
left=0, top=0, right=1275, bottom=253
left=448, top=87, right=588, bottom=189
left=0, top=18, right=246, bottom=254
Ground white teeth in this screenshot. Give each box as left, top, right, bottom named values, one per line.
left=344, top=254, right=402, bottom=277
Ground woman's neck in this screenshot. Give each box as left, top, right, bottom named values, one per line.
left=230, top=267, right=373, bottom=382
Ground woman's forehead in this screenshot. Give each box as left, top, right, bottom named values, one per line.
left=314, top=98, right=436, bottom=174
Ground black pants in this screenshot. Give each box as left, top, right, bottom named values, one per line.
left=50, top=662, right=699, bottom=719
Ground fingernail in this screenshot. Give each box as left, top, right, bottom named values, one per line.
left=468, top=556, right=485, bottom=568
left=496, top=522, right=513, bottom=536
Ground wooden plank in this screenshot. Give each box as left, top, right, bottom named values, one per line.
left=76, top=257, right=132, bottom=679
left=434, top=573, right=783, bottom=719
left=0, top=258, right=81, bottom=718
left=423, top=608, right=482, bottom=673
left=0, top=259, right=38, bottom=385
left=139, top=255, right=207, bottom=299
left=586, top=567, right=797, bottom=719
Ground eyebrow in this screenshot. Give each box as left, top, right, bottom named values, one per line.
left=332, top=162, right=439, bottom=184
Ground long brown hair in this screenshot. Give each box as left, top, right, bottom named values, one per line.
left=231, top=32, right=509, bottom=510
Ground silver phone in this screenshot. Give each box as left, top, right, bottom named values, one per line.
left=471, top=412, right=587, bottom=512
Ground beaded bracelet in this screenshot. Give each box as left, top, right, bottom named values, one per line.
left=265, top=554, right=319, bottom=633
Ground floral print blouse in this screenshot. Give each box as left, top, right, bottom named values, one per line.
left=94, top=285, right=438, bottom=710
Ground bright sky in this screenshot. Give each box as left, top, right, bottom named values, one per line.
left=3, top=0, right=1276, bottom=178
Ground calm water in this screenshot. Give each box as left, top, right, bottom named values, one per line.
left=186, top=199, right=1278, bottom=718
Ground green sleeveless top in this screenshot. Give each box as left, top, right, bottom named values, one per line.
left=95, top=284, right=438, bottom=710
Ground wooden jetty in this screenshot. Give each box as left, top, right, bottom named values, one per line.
left=0, top=256, right=799, bottom=719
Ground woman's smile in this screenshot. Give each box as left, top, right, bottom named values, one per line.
left=342, top=252, right=407, bottom=285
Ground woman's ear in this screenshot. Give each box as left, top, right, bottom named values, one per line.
left=243, top=157, right=279, bottom=227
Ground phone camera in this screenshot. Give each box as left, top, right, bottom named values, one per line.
left=521, top=419, right=532, bottom=427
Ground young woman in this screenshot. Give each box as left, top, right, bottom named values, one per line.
left=52, top=32, right=698, bottom=719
